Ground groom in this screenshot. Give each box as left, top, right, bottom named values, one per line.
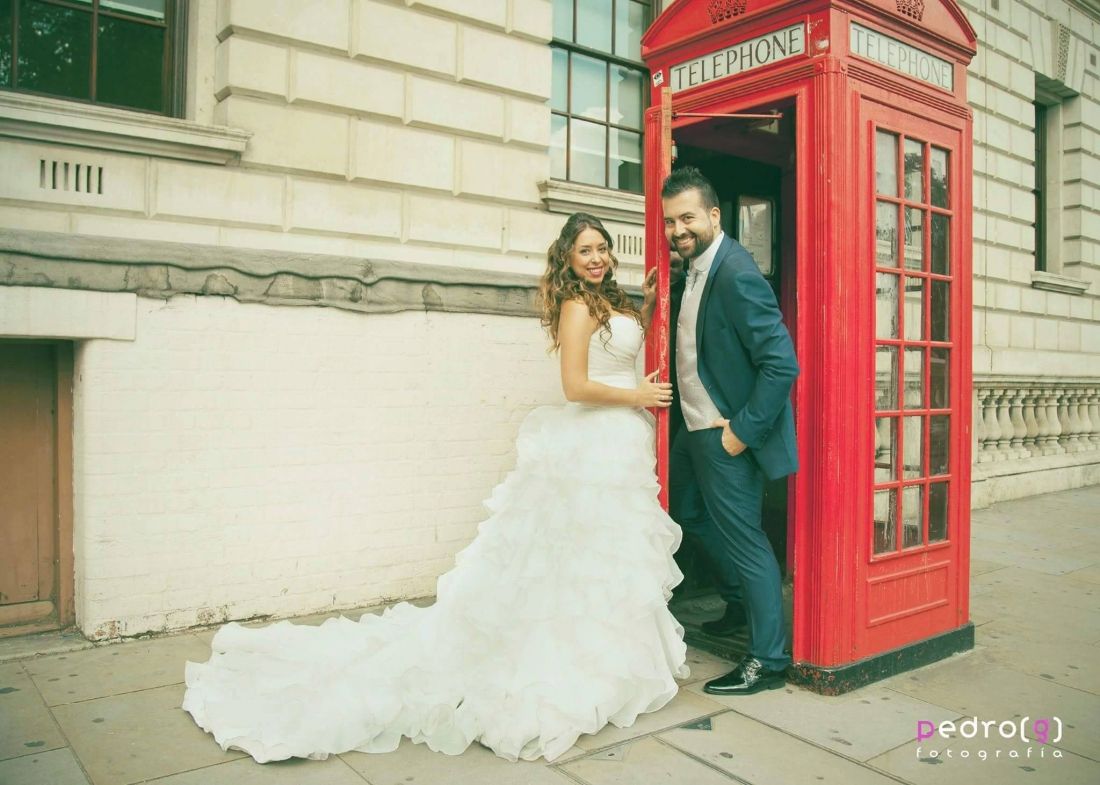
left=663, top=167, right=799, bottom=695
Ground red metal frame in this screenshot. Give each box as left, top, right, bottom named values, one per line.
left=643, top=0, right=975, bottom=670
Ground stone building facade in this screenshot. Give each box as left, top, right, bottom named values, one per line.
left=0, top=0, right=1096, bottom=640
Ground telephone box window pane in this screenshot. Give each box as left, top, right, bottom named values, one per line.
left=904, top=139, right=924, bottom=202
left=931, top=147, right=949, bottom=207
left=876, top=202, right=898, bottom=267
left=96, top=16, right=165, bottom=112
left=903, top=416, right=923, bottom=478
left=930, top=415, right=950, bottom=476
left=931, top=214, right=950, bottom=275
left=930, top=348, right=949, bottom=409
left=552, top=48, right=568, bottom=111
left=876, top=131, right=898, bottom=196
left=17, top=1, right=93, bottom=100
left=875, top=346, right=898, bottom=410
left=1, top=0, right=12, bottom=87
left=550, top=114, right=567, bottom=179
left=904, top=208, right=924, bottom=270
left=874, top=489, right=897, bottom=554
left=904, top=348, right=924, bottom=409
left=615, top=0, right=647, bottom=58
left=904, top=277, right=924, bottom=341
left=610, top=66, right=644, bottom=130
left=553, top=0, right=573, bottom=40
left=876, top=273, right=899, bottom=340
left=874, top=417, right=897, bottom=483
left=610, top=129, right=641, bottom=192
left=101, top=0, right=165, bottom=20
left=929, top=482, right=948, bottom=542
left=571, top=53, right=607, bottom=122
left=570, top=118, right=606, bottom=186
left=576, top=0, right=613, bottom=54
left=931, top=280, right=950, bottom=342
left=902, top=485, right=923, bottom=548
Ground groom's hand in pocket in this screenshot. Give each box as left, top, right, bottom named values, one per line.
left=712, top=418, right=747, bottom=457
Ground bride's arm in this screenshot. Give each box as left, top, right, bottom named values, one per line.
left=558, top=300, right=671, bottom=408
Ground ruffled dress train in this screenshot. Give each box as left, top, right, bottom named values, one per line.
left=182, top=315, right=689, bottom=762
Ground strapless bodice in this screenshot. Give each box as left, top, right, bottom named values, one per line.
left=588, top=314, right=643, bottom=390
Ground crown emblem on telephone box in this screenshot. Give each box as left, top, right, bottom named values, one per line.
left=707, top=0, right=748, bottom=24
left=896, top=0, right=925, bottom=21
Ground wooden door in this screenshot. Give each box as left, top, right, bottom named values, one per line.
left=0, top=342, right=73, bottom=636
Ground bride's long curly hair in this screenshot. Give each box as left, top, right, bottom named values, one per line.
left=538, top=212, right=641, bottom=351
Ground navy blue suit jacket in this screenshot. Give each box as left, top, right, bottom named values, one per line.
left=679, top=234, right=799, bottom=481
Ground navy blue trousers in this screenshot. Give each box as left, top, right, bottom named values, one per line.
left=670, top=426, right=790, bottom=670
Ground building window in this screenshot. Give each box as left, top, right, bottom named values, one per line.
left=550, top=0, right=651, bottom=193
left=1032, top=95, right=1053, bottom=273
left=0, top=0, right=186, bottom=116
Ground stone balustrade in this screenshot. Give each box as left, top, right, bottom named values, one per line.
left=974, top=381, right=1100, bottom=464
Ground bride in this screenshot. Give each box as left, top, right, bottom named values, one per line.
left=182, top=212, right=689, bottom=763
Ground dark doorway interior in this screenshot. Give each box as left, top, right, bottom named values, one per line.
left=667, top=101, right=797, bottom=658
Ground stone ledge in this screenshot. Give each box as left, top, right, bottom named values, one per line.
left=539, top=179, right=646, bottom=226
left=0, top=92, right=251, bottom=165
left=1030, top=270, right=1092, bottom=296
left=0, top=228, right=543, bottom=318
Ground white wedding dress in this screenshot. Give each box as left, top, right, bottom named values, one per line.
left=182, top=314, right=689, bottom=763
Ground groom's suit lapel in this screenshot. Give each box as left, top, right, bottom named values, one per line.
left=695, top=234, right=730, bottom=357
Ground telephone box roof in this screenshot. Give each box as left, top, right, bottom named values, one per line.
left=642, top=0, right=977, bottom=64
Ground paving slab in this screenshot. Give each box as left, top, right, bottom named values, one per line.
left=678, top=646, right=737, bottom=686
left=25, top=634, right=210, bottom=707
left=560, top=736, right=735, bottom=785
left=969, top=566, right=1100, bottom=615
left=969, top=589, right=1100, bottom=640
left=882, top=655, right=1100, bottom=762
left=975, top=621, right=1100, bottom=694
left=571, top=687, right=728, bottom=751
left=1066, top=564, right=1100, bottom=585
left=145, top=755, right=368, bottom=784
left=51, top=683, right=246, bottom=785
left=970, top=559, right=1009, bottom=577
left=341, top=737, right=574, bottom=785
left=868, top=724, right=1100, bottom=785
left=658, top=710, right=904, bottom=785
left=0, top=662, right=67, bottom=761
left=0, top=748, right=91, bottom=785
left=683, top=678, right=961, bottom=762
left=966, top=536, right=1094, bottom=576
left=0, top=628, right=95, bottom=664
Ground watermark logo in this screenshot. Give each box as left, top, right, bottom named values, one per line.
left=916, top=717, right=1065, bottom=761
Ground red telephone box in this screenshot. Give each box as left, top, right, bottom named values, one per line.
left=643, top=0, right=977, bottom=692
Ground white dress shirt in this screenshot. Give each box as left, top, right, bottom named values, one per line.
left=676, top=231, right=725, bottom=432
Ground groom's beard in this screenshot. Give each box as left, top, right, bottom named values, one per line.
left=671, top=227, right=714, bottom=261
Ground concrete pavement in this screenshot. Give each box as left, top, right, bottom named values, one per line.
left=2, top=485, right=1098, bottom=785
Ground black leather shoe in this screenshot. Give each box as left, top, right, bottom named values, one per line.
left=703, top=657, right=787, bottom=695
left=700, top=605, right=747, bottom=637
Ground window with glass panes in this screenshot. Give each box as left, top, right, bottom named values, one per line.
left=0, top=0, right=184, bottom=116
left=873, top=128, right=953, bottom=556
left=550, top=0, right=650, bottom=192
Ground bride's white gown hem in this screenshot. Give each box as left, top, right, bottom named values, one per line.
left=182, top=315, right=689, bottom=763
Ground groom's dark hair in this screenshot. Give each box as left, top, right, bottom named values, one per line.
left=661, top=166, right=719, bottom=211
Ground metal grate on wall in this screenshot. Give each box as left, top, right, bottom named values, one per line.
left=39, top=159, right=104, bottom=195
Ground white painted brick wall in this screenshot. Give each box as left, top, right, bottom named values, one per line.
left=73, top=295, right=562, bottom=638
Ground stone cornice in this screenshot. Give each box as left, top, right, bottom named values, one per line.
left=0, top=229, right=544, bottom=318
left=0, top=92, right=250, bottom=165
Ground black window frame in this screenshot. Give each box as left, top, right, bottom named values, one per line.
left=550, top=0, right=652, bottom=194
